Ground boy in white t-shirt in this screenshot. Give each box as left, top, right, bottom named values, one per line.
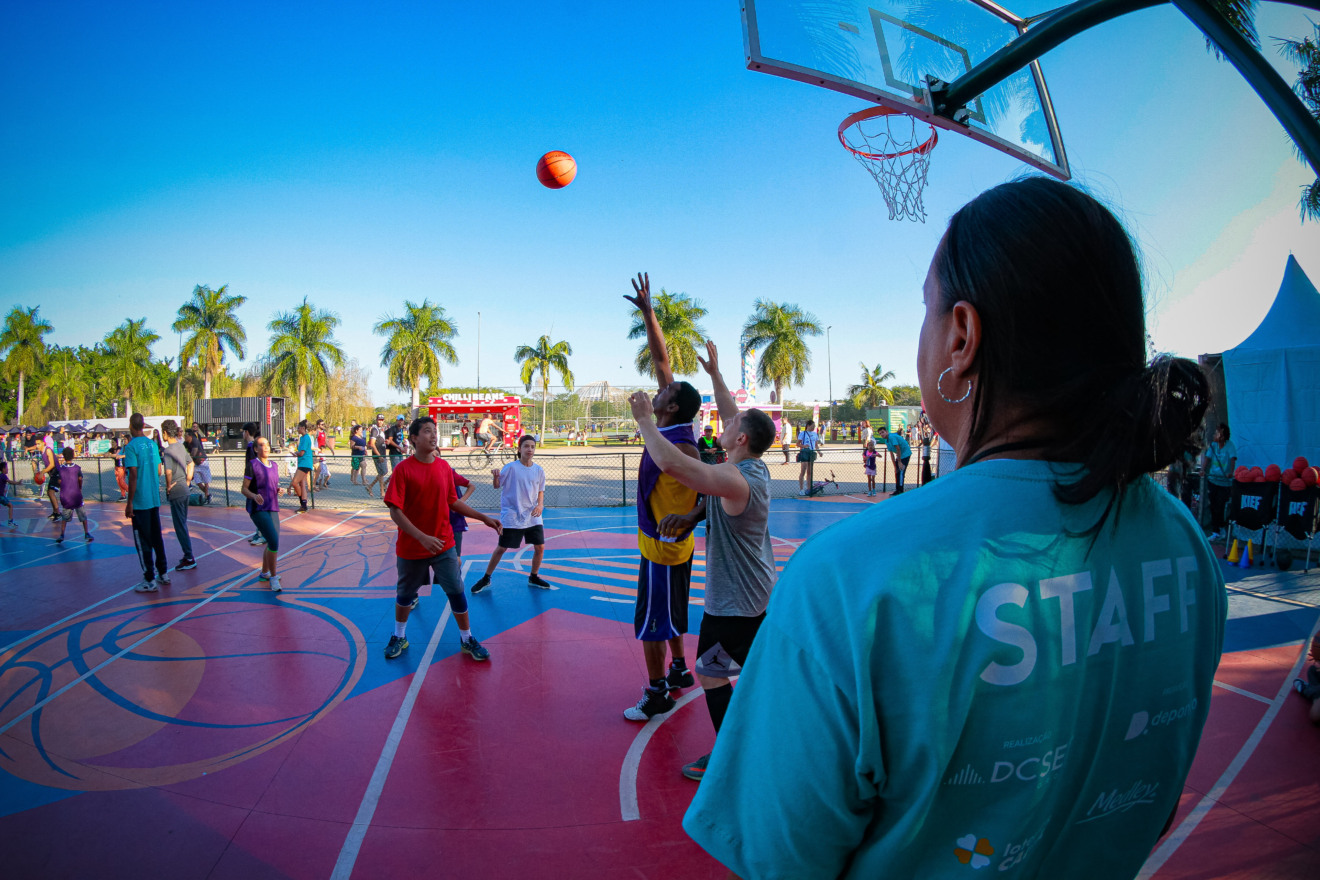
left=470, top=434, right=551, bottom=592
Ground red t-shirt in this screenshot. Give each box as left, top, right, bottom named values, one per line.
left=382, top=455, right=459, bottom=559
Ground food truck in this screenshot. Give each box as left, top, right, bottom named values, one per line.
left=698, top=388, right=784, bottom=440
left=193, top=396, right=288, bottom=451
left=422, top=394, right=526, bottom=448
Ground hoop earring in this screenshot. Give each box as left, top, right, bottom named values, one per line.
left=937, top=367, right=973, bottom=404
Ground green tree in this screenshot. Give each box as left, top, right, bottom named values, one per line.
left=890, top=384, right=923, bottom=406
left=0, top=305, right=53, bottom=423
left=514, top=335, right=575, bottom=439
left=173, top=283, right=248, bottom=400
left=373, top=299, right=460, bottom=411
left=1277, top=21, right=1320, bottom=220
left=847, top=362, right=897, bottom=409
left=36, top=347, right=91, bottom=420
left=263, top=298, right=346, bottom=421
left=739, top=300, right=823, bottom=404
left=627, top=289, right=708, bottom=378
left=102, top=318, right=161, bottom=417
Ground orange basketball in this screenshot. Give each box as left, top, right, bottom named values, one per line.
left=536, top=150, right=577, bottom=189
left=34, top=472, right=45, bottom=485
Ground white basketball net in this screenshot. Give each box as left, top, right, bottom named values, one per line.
left=840, top=111, right=937, bottom=223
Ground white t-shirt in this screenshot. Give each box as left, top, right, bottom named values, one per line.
left=498, top=461, right=545, bottom=529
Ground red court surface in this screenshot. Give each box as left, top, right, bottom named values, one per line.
left=1, top=500, right=1317, bottom=879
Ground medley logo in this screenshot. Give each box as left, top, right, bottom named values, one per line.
left=1078, top=779, right=1160, bottom=823
left=1124, top=697, right=1198, bottom=740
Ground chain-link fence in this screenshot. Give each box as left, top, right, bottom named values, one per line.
left=7, top=441, right=945, bottom=513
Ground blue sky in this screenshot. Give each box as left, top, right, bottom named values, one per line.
left=2, top=0, right=1317, bottom=407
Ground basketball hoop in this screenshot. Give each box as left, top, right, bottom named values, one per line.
left=838, top=106, right=938, bottom=223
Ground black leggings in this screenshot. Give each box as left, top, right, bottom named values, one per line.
left=132, top=507, right=167, bottom=577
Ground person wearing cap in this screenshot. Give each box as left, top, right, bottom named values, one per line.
left=385, top=415, right=406, bottom=475
left=367, top=414, right=389, bottom=497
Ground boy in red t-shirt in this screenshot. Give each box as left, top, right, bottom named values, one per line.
left=382, top=416, right=502, bottom=661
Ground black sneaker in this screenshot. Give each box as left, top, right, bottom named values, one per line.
left=461, top=636, right=490, bottom=661
left=384, top=635, right=409, bottom=659
left=528, top=573, right=552, bottom=589
left=175, top=557, right=197, bottom=571
left=681, top=753, right=710, bottom=781
left=623, top=686, right=676, bottom=722
left=471, top=574, right=492, bottom=594
left=666, top=662, right=695, bottom=690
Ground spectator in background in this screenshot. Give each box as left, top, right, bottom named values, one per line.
left=1202, top=422, right=1236, bottom=542
left=160, top=420, right=196, bottom=571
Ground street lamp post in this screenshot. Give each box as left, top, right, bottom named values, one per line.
left=176, top=331, right=182, bottom=416
left=477, top=311, right=481, bottom=395
left=826, top=325, right=834, bottom=430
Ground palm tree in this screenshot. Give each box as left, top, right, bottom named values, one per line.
left=1277, top=20, right=1320, bottom=221
left=37, top=347, right=91, bottom=420
left=514, top=335, right=574, bottom=439
left=103, top=318, right=161, bottom=417
left=173, top=284, right=247, bottom=399
left=374, top=300, right=460, bottom=411
left=0, top=305, right=53, bottom=423
left=848, top=362, right=897, bottom=409
left=264, top=298, right=346, bottom=421
left=740, top=300, right=823, bottom=404
left=627, top=289, right=708, bottom=378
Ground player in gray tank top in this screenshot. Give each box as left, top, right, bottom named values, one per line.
left=630, top=340, right=779, bottom=783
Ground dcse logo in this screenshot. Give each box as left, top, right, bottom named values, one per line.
left=1124, top=698, right=1198, bottom=740
left=989, top=743, right=1070, bottom=783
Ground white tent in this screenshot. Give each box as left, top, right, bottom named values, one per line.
left=1221, top=255, right=1320, bottom=468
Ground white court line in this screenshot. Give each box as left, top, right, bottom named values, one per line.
left=591, top=596, right=632, bottom=605
left=1138, top=613, right=1320, bottom=878
left=0, top=545, right=75, bottom=577
left=0, top=512, right=356, bottom=662
left=1212, top=680, right=1274, bottom=705
left=0, top=513, right=357, bottom=735
left=619, top=688, right=708, bottom=821
left=331, top=560, right=469, bottom=880
left=186, top=519, right=252, bottom=538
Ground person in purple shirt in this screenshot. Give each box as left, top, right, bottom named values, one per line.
left=56, top=448, right=92, bottom=543
left=241, top=436, right=284, bottom=592
left=0, top=461, right=17, bottom=528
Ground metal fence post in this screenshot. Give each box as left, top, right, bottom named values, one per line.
left=621, top=453, right=627, bottom=506
left=223, top=456, right=231, bottom=507
left=96, top=457, right=104, bottom=502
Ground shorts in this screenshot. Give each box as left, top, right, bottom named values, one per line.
left=796, top=449, right=817, bottom=463
left=695, top=611, right=766, bottom=679
left=373, top=456, right=387, bottom=476
left=193, top=462, right=212, bottom=485
left=62, top=507, right=88, bottom=524
left=351, top=455, right=363, bottom=470
left=498, top=524, right=544, bottom=549
left=475, top=433, right=491, bottom=445
left=634, top=557, right=692, bottom=641
left=251, top=510, right=280, bottom=551
left=297, top=466, right=312, bottom=475
left=395, top=548, right=467, bottom=612
left=864, top=465, right=876, bottom=476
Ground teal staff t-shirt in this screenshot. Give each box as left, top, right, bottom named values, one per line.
left=885, top=431, right=912, bottom=458
left=297, top=433, right=314, bottom=469
left=123, top=436, right=161, bottom=509
left=684, top=458, right=1226, bottom=880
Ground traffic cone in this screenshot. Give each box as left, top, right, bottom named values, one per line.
left=1239, top=540, right=1252, bottom=568
left=1227, top=539, right=1241, bottom=564
left=1246, top=540, right=1254, bottom=567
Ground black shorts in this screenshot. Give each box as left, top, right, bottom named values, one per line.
left=45, top=469, right=61, bottom=490
left=297, top=466, right=312, bottom=475
left=395, top=548, right=466, bottom=611
left=498, top=524, right=544, bottom=549
left=634, top=557, right=691, bottom=641
left=695, top=611, right=766, bottom=679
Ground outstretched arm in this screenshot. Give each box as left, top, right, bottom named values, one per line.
left=631, top=392, right=749, bottom=504
left=697, top=340, right=738, bottom=422
left=624, top=272, right=674, bottom=389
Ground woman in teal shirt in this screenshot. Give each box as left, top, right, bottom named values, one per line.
left=684, top=179, right=1226, bottom=880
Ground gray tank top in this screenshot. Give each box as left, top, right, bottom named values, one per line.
left=704, top=457, right=776, bottom=616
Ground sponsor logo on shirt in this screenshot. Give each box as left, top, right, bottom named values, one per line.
left=975, top=557, right=1201, bottom=686
left=1124, top=697, right=1198, bottom=740
left=1077, top=779, right=1161, bottom=824
left=996, top=829, right=1045, bottom=872
left=953, top=834, right=995, bottom=869
left=942, top=741, right=1069, bottom=787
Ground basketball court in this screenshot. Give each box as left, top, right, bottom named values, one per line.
left=0, top=497, right=1316, bottom=878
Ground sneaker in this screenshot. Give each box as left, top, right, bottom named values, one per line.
left=6, top=521, right=15, bottom=528
left=623, top=686, right=676, bottom=722
left=133, top=579, right=158, bottom=593
left=471, top=574, right=492, bottom=594
left=461, top=636, right=490, bottom=661
left=155, top=572, right=172, bottom=587
left=55, top=535, right=64, bottom=544
left=205, top=494, right=213, bottom=505
left=666, top=663, right=695, bottom=691
left=270, top=575, right=282, bottom=593
left=257, top=571, right=272, bottom=580
left=528, top=573, right=552, bottom=589
left=681, top=753, right=710, bottom=781
left=384, top=635, right=409, bottom=659
left=85, top=534, right=94, bottom=542
left=48, top=512, right=61, bottom=521
left=249, top=533, right=266, bottom=546
left=408, top=596, right=420, bottom=611
left=175, top=557, right=197, bottom=571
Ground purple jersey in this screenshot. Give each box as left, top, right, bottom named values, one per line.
left=0, top=472, right=9, bottom=497
left=58, top=463, right=83, bottom=509
left=248, top=460, right=281, bottom=512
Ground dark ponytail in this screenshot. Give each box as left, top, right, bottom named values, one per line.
left=934, top=177, right=1209, bottom=532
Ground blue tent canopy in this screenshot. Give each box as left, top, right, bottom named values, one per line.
left=1221, top=255, right=1320, bottom=468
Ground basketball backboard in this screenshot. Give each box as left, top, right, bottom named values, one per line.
left=743, top=0, right=1070, bottom=179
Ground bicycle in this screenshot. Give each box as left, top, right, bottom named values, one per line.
left=466, top=442, right=514, bottom=472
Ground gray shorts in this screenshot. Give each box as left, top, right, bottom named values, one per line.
left=396, top=548, right=467, bottom=612
left=373, top=456, right=388, bottom=476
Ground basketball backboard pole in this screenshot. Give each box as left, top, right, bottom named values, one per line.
left=932, top=0, right=1320, bottom=176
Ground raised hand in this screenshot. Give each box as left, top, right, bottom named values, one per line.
left=629, top=390, right=655, bottom=422
left=623, top=272, right=652, bottom=312
left=696, top=339, right=720, bottom=376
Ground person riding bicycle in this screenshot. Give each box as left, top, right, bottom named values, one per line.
left=475, top=415, right=503, bottom=451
